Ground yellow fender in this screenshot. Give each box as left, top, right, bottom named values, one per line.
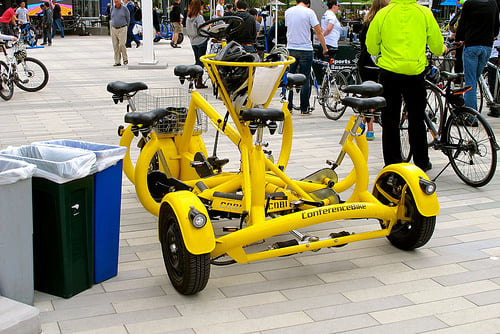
left=373, top=163, right=440, bottom=217
left=159, top=191, right=215, bottom=255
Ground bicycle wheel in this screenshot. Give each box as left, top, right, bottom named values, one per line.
left=0, top=61, right=14, bottom=101
left=15, top=57, right=49, bottom=92
left=399, top=105, right=411, bottom=162
left=24, top=28, right=38, bottom=47
left=425, top=85, right=444, bottom=146
left=321, top=71, right=348, bottom=120
left=445, top=107, right=497, bottom=187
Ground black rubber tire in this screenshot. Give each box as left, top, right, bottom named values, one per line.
left=321, top=71, right=348, bottom=120
left=388, top=189, right=436, bottom=250
left=14, top=57, right=49, bottom=92
left=477, top=77, right=484, bottom=114
left=0, top=60, right=14, bottom=101
left=153, top=36, right=161, bottom=43
left=444, top=107, right=497, bottom=187
left=176, top=32, right=184, bottom=45
left=159, top=202, right=210, bottom=295
left=425, top=85, right=444, bottom=146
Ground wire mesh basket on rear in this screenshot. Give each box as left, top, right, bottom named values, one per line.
left=132, top=87, right=207, bottom=135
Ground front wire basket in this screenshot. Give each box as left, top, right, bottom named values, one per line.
left=132, top=87, right=208, bottom=135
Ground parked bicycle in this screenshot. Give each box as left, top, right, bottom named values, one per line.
left=110, top=17, right=439, bottom=296
left=400, top=68, right=499, bottom=187
left=477, top=51, right=500, bottom=115
left=0, top=40, right=49, bottom=100
left=63, top=14, right=88, bottom=36
left=153, top=16, right=183, bottom=44
left=17, top=22, right=38, bottom=47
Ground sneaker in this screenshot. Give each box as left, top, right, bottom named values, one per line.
left=136, top=42, right=141, bottom=48
left=124, top=60, right=128, bottom=65
left=113, top=63, right=121, bottom=67
left=173, top=44, right=181, bottom=48
left=301, top=108, right=313, bottom=115
left=423, top=162, right=432, bottom=172
left=366, top=131, right=375, bottom=141
left=40, top=43, right=46, bottom=45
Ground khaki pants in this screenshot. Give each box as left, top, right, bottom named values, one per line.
left=111, top=26, right=128, bottom=64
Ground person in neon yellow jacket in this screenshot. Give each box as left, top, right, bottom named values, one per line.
left=366, top=0, right=446, bottom=171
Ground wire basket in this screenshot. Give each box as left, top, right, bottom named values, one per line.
left=132, top=87, right=207, bottom=135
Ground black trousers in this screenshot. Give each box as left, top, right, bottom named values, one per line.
left=379, top=69, right=429, bottom=169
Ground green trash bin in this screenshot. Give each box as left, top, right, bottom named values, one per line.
left=0, top=145, right=96, bottom=298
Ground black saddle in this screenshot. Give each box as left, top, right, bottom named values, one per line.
left=174, top=65, right=204, bottom=78
left=124, top=108, right=173, bottom=127
left=341, top=96, right=386, bottom=111
left=286, top=73, right=307, bottom=89
left=342, top=81, right=383, bottom=97
left=107, top=81, right=148, bottom=96
left=240, top=108, right=284, bottom=122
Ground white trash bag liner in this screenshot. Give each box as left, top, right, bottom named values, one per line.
left=0, top=157, right=36, bottom=185
left=33, top=140, right=126, bottom=172
left=249, top=63, right=285, bottom=106
left=0, top=145, right=96, bottom=184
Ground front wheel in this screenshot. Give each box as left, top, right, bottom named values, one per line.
left=14, top=57, right=49, bottom=92
left=0, top=61, right=14, bottom=101
left=159, top=202, right=210, bottom=295
left=445, top=108, right=497, bottom=187
left=388, top=189, right=436, bottom=250
left=321, top=71, right=348, bottom=120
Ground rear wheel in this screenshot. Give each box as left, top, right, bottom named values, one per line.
left=159, top=202, right=210, bottom=295
left=0, top=61, right=14, bottom=101
left=445, top=107, right=497, bottom=187
left=321, top=71, right=348, bottom=120
left=477, top=77, right=484, bottom=113
left=425, top=85, right=444, bottom=145
left=14, top=57, right=49, bottom=92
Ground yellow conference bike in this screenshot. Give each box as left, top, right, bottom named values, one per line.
left=109, top=17, right=440, bottom=295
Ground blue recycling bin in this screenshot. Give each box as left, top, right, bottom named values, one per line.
left=35, top=140, right=126, bottom=283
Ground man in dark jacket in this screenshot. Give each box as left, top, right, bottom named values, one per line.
left=227, top=0, right=257, bottom=52
left=455, top=0, right=499, bottom=113
left=40, top=2, right=53, bottom=46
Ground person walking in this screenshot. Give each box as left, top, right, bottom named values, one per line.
left=125, top=0, right=140, bottom=48
left=455, top=0, right=499, bottom=113
left=170, top=0, right=183, bottom=48
left=366, top=0, right=445, bottom=171
left=51, top=0, right=64, bottom=38
left=40, top=2, right=53, bottom=46
left=110, top=0, right=130, bottom=66
left=320, top=0, right=342, bottom=58
left=227, top=0, right=257, bottom=52
left=285, top=0, right=328, bottom=115
left=0, top=3, right=18, bottom=36
left=356, top=0, right=389, bottom=141
left=216, top=0, right=224, bottom=17
left=186, top=0, right=208, bottom=88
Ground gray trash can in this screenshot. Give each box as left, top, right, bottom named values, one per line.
left=0, top=157, right=36, bottom=305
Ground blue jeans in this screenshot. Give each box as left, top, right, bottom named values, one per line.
left=52, top=18, right=64, bottom=37
left=287, top=49, right=313, bottom=113
left=463, top=45, right=491, bottom=111
left=192, top=40, right=208, bottom=67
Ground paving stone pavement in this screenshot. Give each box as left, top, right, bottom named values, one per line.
left=1, top=35, right=500, bottom=334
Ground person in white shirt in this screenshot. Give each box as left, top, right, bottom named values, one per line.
left=15, top=1, right=30, bottom=25
left=216, top=0, right=224, bottom=17
left=321, top=0, right=342, bottom=56
left=285, top=0, right=328, bottom=115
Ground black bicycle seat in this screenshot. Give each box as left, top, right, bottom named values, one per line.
left=286, top=73, right=307, bottom=88
left=174, top=65, right=204, bottom=78
left=107, top=81, right=148, bottom=95
left=341, top=96, right=386, bottom=111
left=240, top=108, right=284, bottom=122
left=124, top=108, right=173, bottom=126
left=342, top=81, right=383, bottom=97
left=441, top=71, right=464, bottom=81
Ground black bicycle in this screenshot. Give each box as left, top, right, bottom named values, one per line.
left=400, top=68, right=499, bottom=187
